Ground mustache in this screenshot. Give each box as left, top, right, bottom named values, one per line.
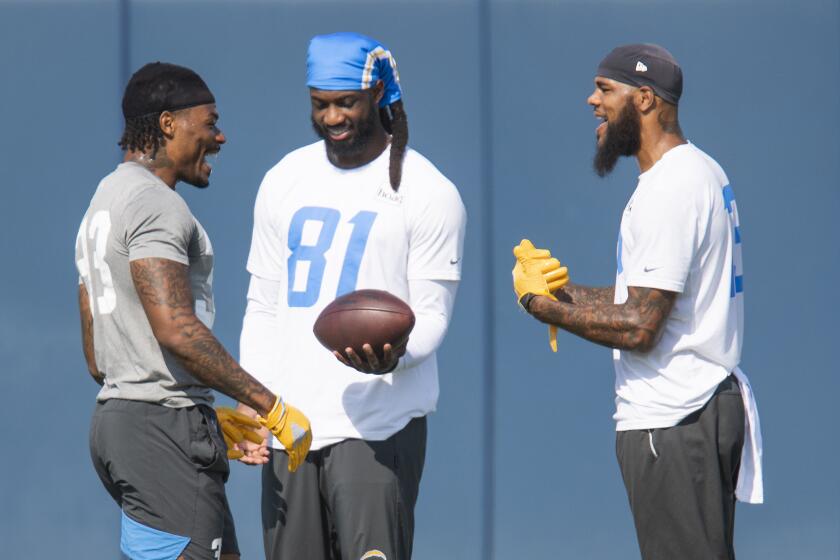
left=311, top=109, right=379, bottom=158
left=593, top=102, right=641, bottom=177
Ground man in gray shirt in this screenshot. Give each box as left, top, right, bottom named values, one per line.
left=76, top=62, right=312, bottom=560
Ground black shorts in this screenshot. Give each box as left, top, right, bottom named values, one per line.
left=89, top=399, right=239, bottom=559
left=616, top=375, right=745, bottom=560
left=262, top=416, right=427, bottom=560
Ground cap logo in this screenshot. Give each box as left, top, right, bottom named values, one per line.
left=635, top=61, right=648, bottom=72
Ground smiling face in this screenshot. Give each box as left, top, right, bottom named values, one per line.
left=587, top=77, right=641, bottom=177
left=165, top=103, right=225, bottom=188
left=309, top=84, right=385, bottom=165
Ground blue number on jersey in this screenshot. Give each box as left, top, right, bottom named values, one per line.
left=336, top=211, right=377, bottom=297
left=287, top=207, right=378, bottom=307
left=722, top=185, right=744, bottom=297
left=287, top=207, right=340, bottom=307
left=616, top=232, right=624, bottom=275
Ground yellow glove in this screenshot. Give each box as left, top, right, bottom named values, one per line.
left=543, top=258, right=570, bottom=293
left=513, top=257, right=570, bottom=300
left=216, top=406, right=264, bottom=460
left=512, top=239, right=570, bottom=352
left=258, top=397, right=312, bottom=472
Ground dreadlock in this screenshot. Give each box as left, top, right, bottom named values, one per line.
left=118, top=113, right=165, bottom=155
left=379, top=99, right=408, bottom=191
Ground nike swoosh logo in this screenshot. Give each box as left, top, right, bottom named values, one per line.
left=450, top=258, right=460, bottom=265
left=643, top=266, right=661, bottom=272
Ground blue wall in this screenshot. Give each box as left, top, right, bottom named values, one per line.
left=1, top=1, right=837, bottom=558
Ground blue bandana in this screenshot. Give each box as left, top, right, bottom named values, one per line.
left=306, top=32, right=402, bottom=107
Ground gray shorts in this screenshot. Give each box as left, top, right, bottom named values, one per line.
left=262, top=416, right=427, bottom=560
left=616, top=374, right=745, bottom=560
left=89, top=399, right=239, bottom=559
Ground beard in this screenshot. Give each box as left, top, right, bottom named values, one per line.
left=312, top=104, right=379, bottom=160
left=593, top=100, right=642, bottom=177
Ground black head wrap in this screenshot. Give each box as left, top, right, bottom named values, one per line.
left=597, top=44, right=683, bottom=105
left=122, top=62, right=215, bottom=119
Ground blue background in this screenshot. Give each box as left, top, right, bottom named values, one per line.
left=1, top=0, right=838, bottom=558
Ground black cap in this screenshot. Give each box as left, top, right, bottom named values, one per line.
left=597, top=44, right=683, bottom=105
left=122, top=62, right=215, bottom=119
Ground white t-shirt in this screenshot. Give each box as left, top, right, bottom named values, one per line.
left=613, top=142, right=744, bottom=430
left=243, top=141, right=466, bottom=449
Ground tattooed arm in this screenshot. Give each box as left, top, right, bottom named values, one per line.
left=554, top=282, right=615, bottom=306
left=130, top=257, right=276, bottom=415
left=529, top=286, right=676, bottom=352
left=78, top=284, right=104, bottom=385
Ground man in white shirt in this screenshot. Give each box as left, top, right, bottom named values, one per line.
left=237, top=32, right=466, bottom=560
left=512, top=44, right=762, bottom=560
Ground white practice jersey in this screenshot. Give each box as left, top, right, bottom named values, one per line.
left=243, top=141, right=466, bottom=449
left=613, top=142, right=744, bottom=430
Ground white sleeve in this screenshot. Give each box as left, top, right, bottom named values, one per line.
left=239, top=274, right=282, bottom=385
left=625, top=184, right=706, bottom=293
left=406, top=180, right=467, bottom=281
left=394, top=279, right=459, bottom=372
left=246, top=173, right=286, bottom=282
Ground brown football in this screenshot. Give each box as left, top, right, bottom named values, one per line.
left=313, top=289, right=415, bottom=362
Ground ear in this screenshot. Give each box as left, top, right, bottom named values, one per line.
left=372, top=81, right=385, bottom=105
left=635, top=86, right=657, bottom=114
left=158, top=111, right=177, bottom=139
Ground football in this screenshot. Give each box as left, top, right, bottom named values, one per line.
left=313, top=289, right=415, bottom=362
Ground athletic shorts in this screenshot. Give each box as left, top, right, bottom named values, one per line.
left=89, top=399, right=239, bottom=560
left=262, top=416, right=427, bottom=560
left=616, top=374, right=745, bottom=560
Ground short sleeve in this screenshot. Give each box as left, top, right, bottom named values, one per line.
left=406, top=179, right=467, bottom=281
left=123, top=186, right=194, bottom=264
left=246, top=172, right=286, bottom=281
left=624, top=184, right=705, bottom=293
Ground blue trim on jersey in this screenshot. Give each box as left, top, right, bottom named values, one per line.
left=120, top=511, right=190, bottom=560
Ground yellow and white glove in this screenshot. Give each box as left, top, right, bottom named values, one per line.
left=512, top=239, right=570, bottom=352
left=216, top=406, right=265, bottom=460
left=258, top=397, right=313, bottom=472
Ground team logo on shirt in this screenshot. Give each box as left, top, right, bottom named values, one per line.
left=360, top=550, right=387, bottom=560
left=376, top=185, right=404, bottom=205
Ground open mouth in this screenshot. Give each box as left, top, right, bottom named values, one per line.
left=325, top=125, right=352, bottom=141
left=202, top=151, right=219, bottom=174
left=595, top=114, right=608, bottom=134
left=595, top=114, right=608, bottom=141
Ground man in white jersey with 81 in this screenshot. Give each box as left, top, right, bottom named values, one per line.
left=512, top=44, right=763, bottom=559
left=236, top=33, right=467, bottom=560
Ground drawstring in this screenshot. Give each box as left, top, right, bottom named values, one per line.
left=647, top=430, right=659, bottom=459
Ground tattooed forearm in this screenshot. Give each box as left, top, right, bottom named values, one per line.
left=78, top=284, right=104, bottom=385
left=555, top=283, right=615, bottom=306
left=130, top=258, right=276, bottom=414
left=530, top=286, right=676, bottom=351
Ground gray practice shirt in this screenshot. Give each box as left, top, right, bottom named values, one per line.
left=75, top=162, right=215, bottom=407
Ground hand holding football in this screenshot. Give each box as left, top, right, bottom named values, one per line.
left=313, top=289, right=415, bottom=371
